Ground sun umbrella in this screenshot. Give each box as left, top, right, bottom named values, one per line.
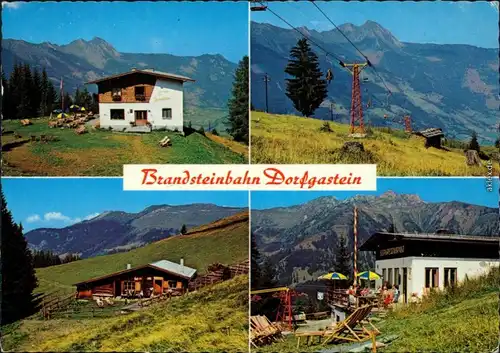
left=356, top=271, right=382, bottom=281
left=57, top=113, right=68, bottom=119
left=70, top=105, right=80, bottom=109
left=80, top=107, right=86, bottom=111
left=318, top=272, right=348, bottom=280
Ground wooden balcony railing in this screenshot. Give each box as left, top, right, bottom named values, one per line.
left=135, top=94, right=146, bottom=101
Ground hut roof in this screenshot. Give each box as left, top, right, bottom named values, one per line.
left=416, top=128, right=444, bottom=138
left=73, top=260, right=197, bottom=286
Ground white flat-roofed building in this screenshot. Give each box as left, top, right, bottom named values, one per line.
left=359, top=232, right=499, bottom=303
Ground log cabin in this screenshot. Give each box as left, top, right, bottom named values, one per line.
left=86, top=68, right=194, bottom=132
left=74, top=258, right=197, bottom=299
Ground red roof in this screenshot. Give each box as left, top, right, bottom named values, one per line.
left=85, top=68, right=195, bottom=84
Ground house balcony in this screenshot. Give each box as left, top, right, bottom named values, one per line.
left=112, top=95, right=122, bottom=102
left=135, top=94, right=146, bottom=101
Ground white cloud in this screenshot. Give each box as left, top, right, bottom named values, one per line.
left=25, top=212, right=100, bottom=225
left=26, top=214, right=41, bottom=223
left=2, top=2, right=22, bottom=9
left=84, top=213, right=100, bottom=221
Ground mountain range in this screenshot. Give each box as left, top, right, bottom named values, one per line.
left=251, top=192, right=498, bottom=285
left=25, top=203, right=245, bottom=258
left=2, top=37, right=239, bottom=109
left=251, top=21, right=499, bottom=143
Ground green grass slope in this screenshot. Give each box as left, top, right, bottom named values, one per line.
left=251, top=111, right=498, bottom=176
left=2, top=117, right=246, bottom=176
left=3, top=275, right=249, bottom=352
left=379, top=267, right=499, bottom=353
left=34, top=212, right=249, bottom=296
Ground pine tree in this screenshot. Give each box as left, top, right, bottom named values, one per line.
left=467, top=131, right=480, bottom=152
left=334, top=234, right=351, bottom=277
left=260, top=259, right=277, bottom=289
left=1, top=189, right=38, bottom=324
left=39, top=69, right=49, bottom=116
left=31, top=67, right=42, bottom=117
left=47, top=80, right=59, bottom=114
left=227, top=55, right=249, bottom=144
left=63, top=92, right=72, bottom=112
left=9, top=63, right=23, bottom=119
left=18, top=63, right=34, bottom=118
left=91, top=93, right=99, bottom=113
left=180, top=224, right=187, bottom=235
left=251, top=238, right=261, bottom=290
left=1, top=69, right=12, bottom=120
left=285, top=38, right=327, bottom=117
left=81, top=87, right=92, bottom=110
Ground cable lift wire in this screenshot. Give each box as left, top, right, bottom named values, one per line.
left=258, top=1, right=346, bottom=68
left=309, top=1, right=393, bottom=95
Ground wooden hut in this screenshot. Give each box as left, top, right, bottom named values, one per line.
left=415, top=128, right=444, bottom=148
left=74, top=259, right=197, bottom=299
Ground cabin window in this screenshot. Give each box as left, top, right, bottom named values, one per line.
left=110, top=109, right=125, bottom=120
left=167, top=280, right=177, bottom=288
left=444, top=268, right=457, bottom=287
left=425, top=268, right=439, bottom=288
left=135, top=86, right=146, bottom=101
left=123, top=281, right=135, bottom=291
left=162, top=108, right=172, bottom=120
left=112, top=88, right=122, bottom=101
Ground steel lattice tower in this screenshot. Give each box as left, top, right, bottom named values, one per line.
left=344, top=63, right=368, bottom=135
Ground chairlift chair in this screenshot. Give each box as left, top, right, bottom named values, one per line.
left=326, top=68, right=334, bottom=83
left=250, top=1, right=267, bottom=11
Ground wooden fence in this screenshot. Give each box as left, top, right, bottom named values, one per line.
left=41, top=292, right=76, bottom=320
left=189, top=260, right=249, bottom=291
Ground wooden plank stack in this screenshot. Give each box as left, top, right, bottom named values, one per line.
left=250, top=315, right=283, bottom=347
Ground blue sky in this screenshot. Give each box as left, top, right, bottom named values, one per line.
left=2, top=1, right=248, bottom=63
left=2, top=178, right=248, bottom=232
left=252, top=1, right=499, bottom=48
left=251, top=178, right=499, bottom=209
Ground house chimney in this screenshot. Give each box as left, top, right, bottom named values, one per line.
left=126, top=264, right=131, bottom=270
left=180, top=258, right=184, bottom=267
left=131, top=68, right=136, bottom=72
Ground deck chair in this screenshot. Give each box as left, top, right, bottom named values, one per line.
left=321, top=305, right=379, bottom=345
left=250, top=315, right=282, bottom=347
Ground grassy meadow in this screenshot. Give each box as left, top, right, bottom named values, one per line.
left=251, top=111, right=499, bottom=176
left=2, top=116, right=247, bottom=176
left=2, top=275, right=249, bottom=352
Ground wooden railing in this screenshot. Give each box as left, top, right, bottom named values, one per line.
left=41, top=292, right=75, bottom=320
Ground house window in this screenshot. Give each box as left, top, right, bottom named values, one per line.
left=123, top=281, right=134, bottom=291
left=167, top=280, right=177, bottom=288
left=394, top=268, right=400, bottom=286
left=162, top=108, right=172, bottom=120
left=382, top=268, right=386, bottom=282
left=388, top=268, right=393, bottom=285
left=135, top=86, right=145, bottom=101
left=112, top=88, right=122, bottom=101
left=425, top=268, right=439, bottom=288
left=444, top=268, right=457, bottom=287
left=110, top=109, right=125, bottom=120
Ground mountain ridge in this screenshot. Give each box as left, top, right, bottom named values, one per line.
left=250, top=21, right=499, bottom=143
left=25, top=203, right=245, bottom=258
left=2, top=37, right=239, bottom=109
left=251, top=193, right=498, bottom=285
